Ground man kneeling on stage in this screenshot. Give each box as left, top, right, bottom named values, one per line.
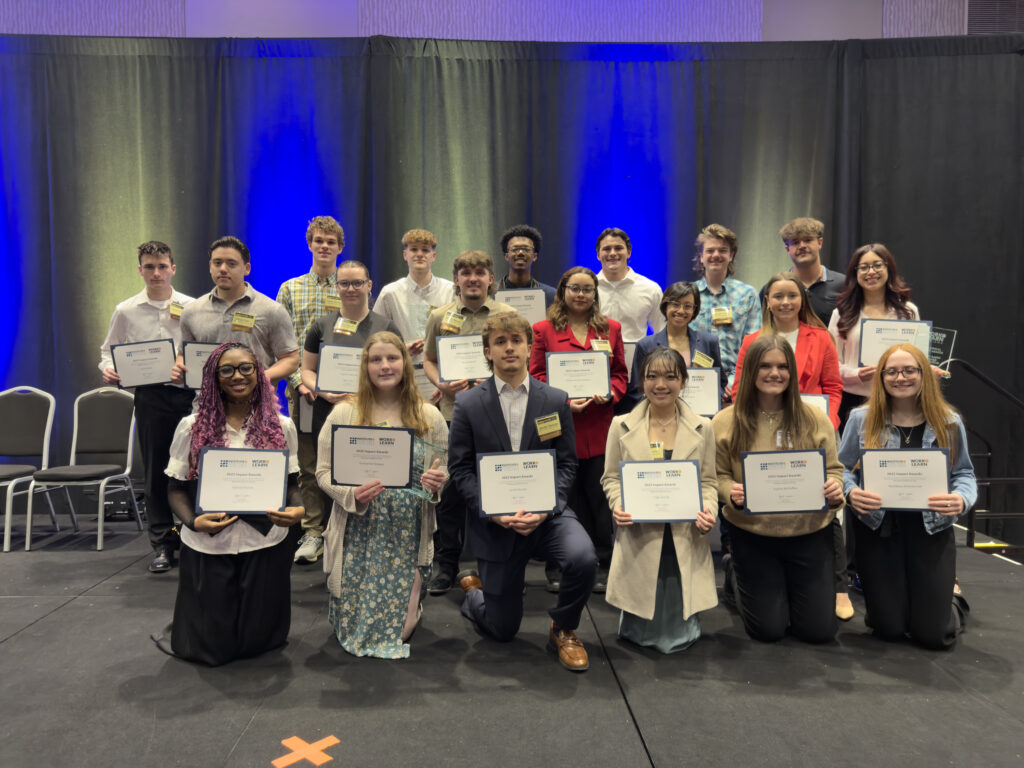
left=448, top=312, right=596, bottom=671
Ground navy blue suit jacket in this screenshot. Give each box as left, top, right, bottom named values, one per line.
left=626, top=327, right=725, bottom=407
left=448, top=375, right=578, bottom=562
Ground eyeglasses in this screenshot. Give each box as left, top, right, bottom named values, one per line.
left=565, top=285, right=595, bottom=295
left=882, top=366, right=921, bottom=379
left=508, top=246, right=535, bottom=255
left=857, top=262, right=887, bottom=274
left=666, top=301, right=696, bottom=312
left=217, top=362, right=257, bottom=378
left=337, top=280, right=367, bottom=290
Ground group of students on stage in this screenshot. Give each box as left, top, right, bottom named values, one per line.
left=97, top=215, right=976, bottom=669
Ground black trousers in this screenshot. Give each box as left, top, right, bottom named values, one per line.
left=171, top=524, right=300, bottom=666
left=729, top=524, right=837, bottom=644
left=569, top=455, right=613, bottom=569
left=461, top=515, right=597, bottom=641
left=133, top=385, right=194, bottom=550
left=852, top=514, right=958, bottom=650
left=433, top=482, right=464, bottom=577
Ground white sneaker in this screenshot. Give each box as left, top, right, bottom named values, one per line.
left=294, top=534, right=324, bottom=564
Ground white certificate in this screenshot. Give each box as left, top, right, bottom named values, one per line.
left=436, top=335, right=491, bottom=382
left=330, top=425, right=413, bottom=487
left=802, top=394, right=829, bottom=417
left=316, top=343, right=362, bottom=393
left=495, top=288, right=547, bottom=325
left=620, top=460, right=703, bottom=522
left=477, top=450, right=557, bottom=516
left=861, top=449, right=950, bottom=511
left=741, top=449, right=827, bottom=514
left=858, top=318, right=932, bottom=366
left=182, top=341, right=222, bottom=390
left=545, top=351, right=611, bottom=399
left=196, top=447, right=288, bottom=515
left=624, top=342, right=638, bottom=383
left=110, top=339, right=175, bottom=388
left=680, top=368, right=721, bottom=416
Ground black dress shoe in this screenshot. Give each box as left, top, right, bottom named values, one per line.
left=149, top=549, right=173, bottom=573
left=426, top=570, right=455, bottom=596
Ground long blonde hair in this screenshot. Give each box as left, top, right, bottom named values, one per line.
left=730, top=335, right=818, bottom=456
left=349, top=332, right=431, bottom=437
left=863, top=344, right=960, bottom=462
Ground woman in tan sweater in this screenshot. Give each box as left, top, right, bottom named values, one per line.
left=712, top=335, right=844, bottom=643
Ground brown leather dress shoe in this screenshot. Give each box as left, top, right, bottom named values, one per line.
left=457, top=568, right=482, bottom=593
left=548, top=623, right=589, bottom=671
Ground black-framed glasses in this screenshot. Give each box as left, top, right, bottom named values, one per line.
left=882, top=366, right=921, bottom=379
left=857, top=261, right=887, bottom=273
left=217, top=362, right=257, bottom=378
left=666, top=301, right=696, bottom=312
left=337, top=279, right=368, bottom=290
left=507, top=246, right=535, bottom=254
left=565, top=284, right=595, bottom=295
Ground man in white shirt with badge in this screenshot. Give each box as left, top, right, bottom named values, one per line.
left=99, top=241, right=195, bottom=573
left=372, top=228, right=455, bottom=403
left=594, top=227, right=665, bottom=343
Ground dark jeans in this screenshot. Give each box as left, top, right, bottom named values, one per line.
left=853, top=514, right=958, bottom=650
left=729, top=524, right=837, bottom=644
left=433, top=482, right=464, bottom=578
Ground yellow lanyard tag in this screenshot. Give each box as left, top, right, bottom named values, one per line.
left=711, top=306, right=733, bottom=325
left=650, top=442, right=664, bottom=460
left=231, top=312, right=256, bottom=332
left=334, top=317, right=359, bottom=336
left=692, top=350, right=714, bottom=368
left=591, top=338, right=611, bottom=352
left=374, top=420, right=391, bottom=427
left=324, top=295, right=342, bottom=312
left=440, top=310, right=465, bottom=334
left=169, top=301, right=184, bottom=319
left=535, top=413, right=562, bottom=441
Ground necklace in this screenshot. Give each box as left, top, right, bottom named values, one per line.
left=651, top=413, right=675, bottom=429
left=760, top=409, right=782, bottom=426
left=895, top=424, right=914, bottom=445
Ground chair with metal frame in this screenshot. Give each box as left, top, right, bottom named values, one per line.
left=1, top=386, right=59, bottom=552
left=26, top=387, right=142, bottom=551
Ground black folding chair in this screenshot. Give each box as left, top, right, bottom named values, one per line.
left=1, top=386, right=58, bottom=552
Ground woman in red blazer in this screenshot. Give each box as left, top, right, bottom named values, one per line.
left=530, top=267, right=628, bottom=592
left=731, top=273, right=843, bottom=430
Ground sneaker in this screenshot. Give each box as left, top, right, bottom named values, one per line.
left=294, top=534, right=324, bottom=564
left=148, top=547, right=173, bottom=573
left=426, top=570, right=455, bottom=596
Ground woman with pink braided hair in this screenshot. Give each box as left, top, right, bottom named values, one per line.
left=155, top=342, right=304, bottom=666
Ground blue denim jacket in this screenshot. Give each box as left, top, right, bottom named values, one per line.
left=838, top=407, right=978, bottom=534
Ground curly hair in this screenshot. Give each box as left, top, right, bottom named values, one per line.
left=691, top=224, right=737, bottom=277
left=187, top=342, right=285, bottom=479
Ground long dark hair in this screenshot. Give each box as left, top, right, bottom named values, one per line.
left=546, top=267, right=610, bottom=334
left=834, top=243, right=913, bottom=339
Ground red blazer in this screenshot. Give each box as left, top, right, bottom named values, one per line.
left=529, top=318, right=628, bottom=459
left=731, top=324, right=843, bottom=429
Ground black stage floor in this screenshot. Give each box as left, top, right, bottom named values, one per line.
left=1, top=519, right=1021, bottom=768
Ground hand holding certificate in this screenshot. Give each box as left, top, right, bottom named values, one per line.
left=545, top=351, right=611, bottom=399
left=858, top=318, right=932, bottom=366
left=860, top=448, right=949, bottom=511
left=741, top=450, right=828, bottom=514
left=477, top=450, right=557, bottom=517
left=196, top=447, right=289, bottom=515
left=331, top=425, right=414, bottom=488
left=111, top=339, right=175, bottom=388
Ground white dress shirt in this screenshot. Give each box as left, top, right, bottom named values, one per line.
left=597, top=268, right=665, bottom=342
left=98, top=288, right=194, bottom=378
left=495, top=374, right=530, bottom=452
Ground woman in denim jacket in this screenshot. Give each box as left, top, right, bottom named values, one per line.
left=838, top=344, right=976, bottom=649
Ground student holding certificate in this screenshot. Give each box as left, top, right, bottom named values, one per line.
left=315, top=332, right=448, bottom=658
left=712, top=335, right=844, bottom=644
left=838, top=345, right=976, bottom=649
left=529, top=267, right=628, bottom=592
left=601, top=347, right=718, bottom=653
left=158, top=343, right=304, bottom=666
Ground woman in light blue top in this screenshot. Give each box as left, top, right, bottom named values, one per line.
left=838, top=343, right=976, bottom=649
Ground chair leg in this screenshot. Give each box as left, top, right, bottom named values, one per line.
left=3, top=481, right=16, bottom=553
left=128, top=481, right=143, bottom=532
left=63, top=487, right=79, bottom=532
left=25, top=480, right=36, bottom=551
left=44, top=491, right=58, bottom=531
left=96, top=481, right=106, bottom=551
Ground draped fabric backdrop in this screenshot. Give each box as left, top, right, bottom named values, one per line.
left=1, top=34, right=1022, bottom=535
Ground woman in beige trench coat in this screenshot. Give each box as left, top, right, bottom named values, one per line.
left=601, top=346, right=718, bottom=653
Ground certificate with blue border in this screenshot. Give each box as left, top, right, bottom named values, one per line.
left=315, top=343, right=362, bottom=394
left=619, top=459, right=703, bottom=522
left=196, top=447, right=288, bottom=515
left=436, top=335, right=490, bottom=382
left=110, top=338, right=175, bottom=388
left=477, top=449, right=557, bottom=517
left=330, top=424, right=414, bottom=488
left=741, top=449, right=827, bottom=515
left=858, top=318, right=932, bottom=366
left=860, top=448, right=949, bottom=511
left=545, top=351, right=611, bottom=399
left=681, top=368, right=721, bottom=416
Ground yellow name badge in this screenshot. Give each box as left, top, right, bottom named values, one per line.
left=692, top=350, right=715, bottom=368
left=440, top=310, right=465, bottom=334
left=650, top=442, right=664, bottom=460
left=591, top=338, right=611, bottom=353
left=324, top=295, right=342, bottom=312
left=231, top=312, right=256, bottom=332
left=334, top=317, right=359, bottom=336
left=169, top=301, right=184, bottom=319
left=374, top=420, right=391, bottom=427
left=711, top=306, right=733, bottom=325
left=535, top=413, right=562, bottom=441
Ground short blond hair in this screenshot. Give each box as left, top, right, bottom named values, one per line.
left=402, top=228, right=437, bottom=249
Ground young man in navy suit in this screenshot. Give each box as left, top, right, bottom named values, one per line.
left=448, top=312, right=597, bottom=671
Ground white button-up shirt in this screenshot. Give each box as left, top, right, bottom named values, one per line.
left=597, top=268, right=665, bottom=342
left=99, top=288, right=194, bottom=382
left=495, top=374, right=530, bottom=452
